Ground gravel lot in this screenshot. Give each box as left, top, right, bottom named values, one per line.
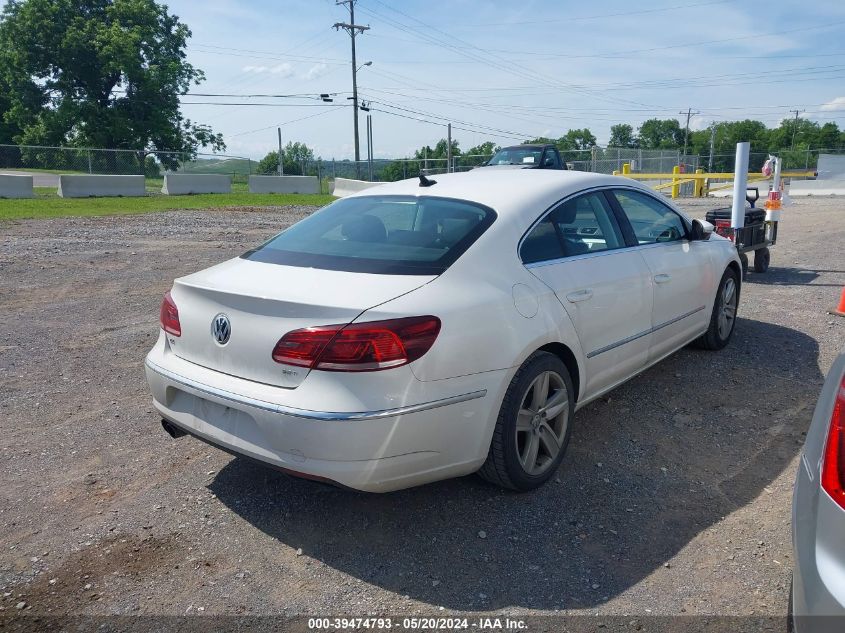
left=0, top=197, right=843, bottom=626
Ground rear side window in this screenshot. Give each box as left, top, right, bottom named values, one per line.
left=243, top=195, right=496, bottom=275
left=612, top=189, right=687, bottom=244
left=520, top=191, right=625, bottom=264
left=552, top=192, right=624, bottom=255
left=541, top=149, right=561, bottom=169
left=520, top=216, right=564, bottom=264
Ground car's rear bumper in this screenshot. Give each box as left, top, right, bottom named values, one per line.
left=144, top=337, right=506, bottom=492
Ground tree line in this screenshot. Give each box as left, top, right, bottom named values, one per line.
left=255, top=115, right=845, bottom=183
left=0, top=0, right=224, bottom=175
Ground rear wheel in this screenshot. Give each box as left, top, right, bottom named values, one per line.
left=693, top=267, right=739, bottom=350
left=478, top=352, right=574, bottom=491
left=754, top=247, right=770, bottom=273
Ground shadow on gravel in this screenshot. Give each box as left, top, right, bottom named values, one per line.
left=209, top=318, right=820, bottom=611
left=746, top=267, right=845, bottom=287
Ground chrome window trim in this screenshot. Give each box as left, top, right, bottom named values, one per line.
left=145, top=358, right=486, bottom=421
left=516, top=183, right=689, bottom=268
left=586, top=304, right=706, bottom=359
left=524, top=239, right=692, bottom=269
left=518, top=184, right=687, bottom=266
left=518, top=185, right=620, bottom=265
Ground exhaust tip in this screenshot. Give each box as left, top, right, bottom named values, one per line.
left=161, top=419, right=186, bottom=439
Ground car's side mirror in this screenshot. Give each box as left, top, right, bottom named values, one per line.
left=691, top=218, right=714, bottom=241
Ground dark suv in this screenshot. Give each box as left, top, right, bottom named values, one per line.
left=484, top=144, right=566, bottom=170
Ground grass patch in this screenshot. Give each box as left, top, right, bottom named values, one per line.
left=0, top=192, right=336, bottom=221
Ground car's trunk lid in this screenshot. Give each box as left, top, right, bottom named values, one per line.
left=168, top=257, right=434, bottom=388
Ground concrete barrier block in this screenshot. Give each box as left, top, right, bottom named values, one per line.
left=162, top=174, right=232, bottom=195
left=248, top=175, right=320, bottom=194
left=0, top=174, right=34, bottom=199
left=331, top=178, right=381, bottom=198
left=58, top=175, right=145, bottom=198
left=787, top=179, right=845, bottom=196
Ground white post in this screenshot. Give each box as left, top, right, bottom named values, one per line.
left=277, top=128, right=284, bottom=176
left=772, top=155, right=782, bottom=193
left=447, top=123, right=452, bottom=173
left=731, top=142, right=750, bottom=230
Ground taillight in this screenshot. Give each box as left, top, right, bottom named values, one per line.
left=712, top=219, right=733, bottom=240
left=160, top=291, right=181, bottom=336
left=272, top=316, right=441, bottom=372
left=821, top=373, right=845, bottom=509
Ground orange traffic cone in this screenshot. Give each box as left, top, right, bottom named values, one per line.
left=831, top=288, right=845, bottom=317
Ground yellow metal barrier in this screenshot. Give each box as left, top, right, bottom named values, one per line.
left=613, top=163, right=816, bottom=198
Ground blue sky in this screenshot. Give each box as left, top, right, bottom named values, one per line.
left=167, top=0, right=845, bottom=160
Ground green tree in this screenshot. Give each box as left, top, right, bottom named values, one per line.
left=524, top=130, right=596, bottom=152
left=637, top=119, right=684, bottom=149
left=558, top=128, right=597, bottom=150
left=257, top=141, right=316, bottom=176
left=0, top=0, right=224, bottom=170
left=817, top=122, right=842, bottom=150
left=381, top=160, right=410, bottom=182
left=465, top=141, right=499, bottom=156
left=413, top=138, right=461, bottom=160
left=608, top=124, right=637, bottom=148
left=523, top=136, right=556, bottom=145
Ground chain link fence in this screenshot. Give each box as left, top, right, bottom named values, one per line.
left=328, top=148, right=698, bottom=183
left=2, top=143, right=836, bottom=197
left=0, top=144, right=261, bottom=184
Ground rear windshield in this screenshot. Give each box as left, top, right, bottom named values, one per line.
left=242, top=195, right=497, bottom=275
left=488, top=147, right=543, bottom=166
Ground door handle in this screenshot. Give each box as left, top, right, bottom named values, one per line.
left=654, top=273, right=672, bottom=284
left=566, top=288, right=594, bottom=303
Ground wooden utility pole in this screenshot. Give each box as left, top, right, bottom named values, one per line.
left=789, top=109, right=805, bottom=149
left=708, top=123, right=716, bottom=172
left=333, top=1, right=369, bottom=175
left=679, top=107, right=700, bottom=168
left=277, top=127, right=283, bottom=176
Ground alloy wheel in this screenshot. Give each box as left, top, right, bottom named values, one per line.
left=718, top=277, right=737, bottom=340
left=515, top=370, right=569, bottom=476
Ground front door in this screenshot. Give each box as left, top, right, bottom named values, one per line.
left=609, top=188, right=712, bottom=361
left=521, top=190, right=653, bottom=400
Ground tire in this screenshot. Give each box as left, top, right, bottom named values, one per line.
left=754, top=247, right=770, bottom=273
left=693, top=267, right=740, bottom=351
left=739, top=253, right=749, bottom=277
left=478, top=351, right=575, bottom=491
left=787, top=575, right=795, bottom=633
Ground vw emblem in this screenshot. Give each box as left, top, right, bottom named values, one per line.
left=211, top=314, right=231, bottom=345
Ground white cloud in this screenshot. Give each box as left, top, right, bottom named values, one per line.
left=242, top=63, right=293, bottom=77
left=820, top=97, right=845, bottom=112
left=689, top=115, right=710, bottom=132
left=303, top=63, right=329, bottom=81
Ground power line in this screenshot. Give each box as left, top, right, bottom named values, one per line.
left=181, top=102, right=340, bottom=107
left=362, top=16, right=845, bottom=60
left=357, top=1, right=659, bottom=110
left=368, top=107, right=526, bottom=141
left=465, top=0, right=733, bottom=26
left=191, top=45, right=347, bottom=65
left=230, top=106, right=346, bottom=138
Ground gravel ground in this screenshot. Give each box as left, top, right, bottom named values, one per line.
left=0, top=198, right=843, bottom=626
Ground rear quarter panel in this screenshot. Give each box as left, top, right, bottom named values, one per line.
left=357, top=216, right=587, bottom=386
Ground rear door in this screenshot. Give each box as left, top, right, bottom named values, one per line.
left=608, top=188, right=712, bottom=362
left=522, top=190, right=653, bottom=399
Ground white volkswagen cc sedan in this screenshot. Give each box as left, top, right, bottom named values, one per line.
left=145, top=169, right=741, bottom=492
